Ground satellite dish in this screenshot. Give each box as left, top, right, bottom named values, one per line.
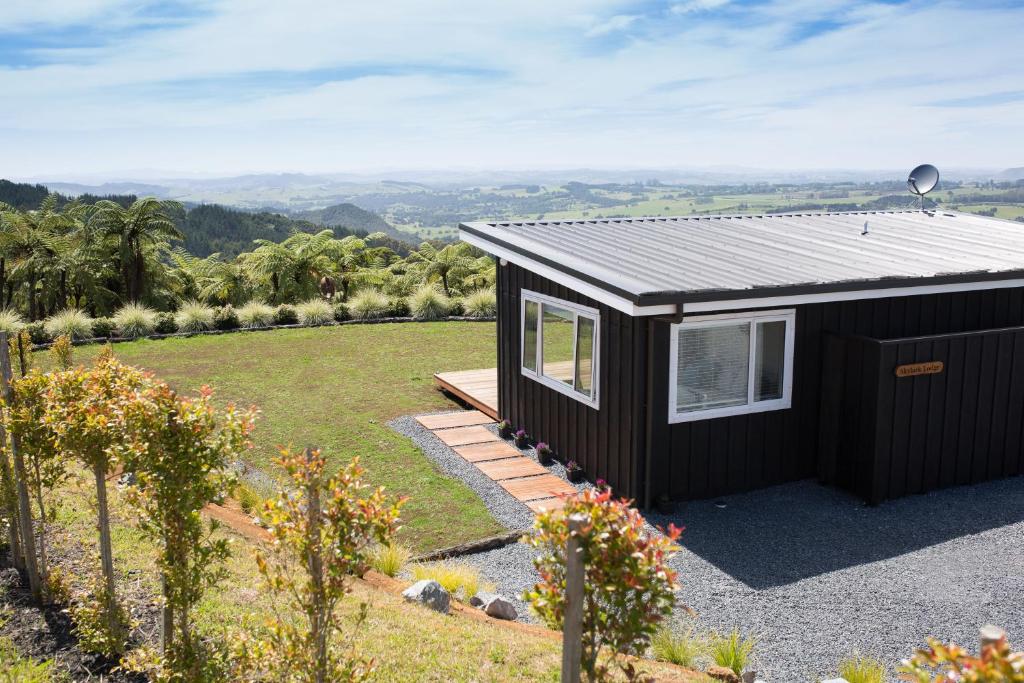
left=907, top=164, right=940, bottom=208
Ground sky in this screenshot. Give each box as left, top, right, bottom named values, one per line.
left=1, top=0, right=1022, bottom=179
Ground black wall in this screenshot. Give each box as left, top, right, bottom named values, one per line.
left=497, top=262, right=1024, bottom=504
left=496, top=263, right=648, bottom=499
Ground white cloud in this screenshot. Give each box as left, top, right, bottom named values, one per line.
left=670, top=0, right=729, bottom=15
left=585, top=14, right=640, bottom=37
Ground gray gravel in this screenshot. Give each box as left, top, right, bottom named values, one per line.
left=392, top=413, right=1024, bottom=681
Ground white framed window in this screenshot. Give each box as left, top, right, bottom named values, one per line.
left=521, top=289, right=600, bottom=408
left=669, top=309, right=795, bottom=423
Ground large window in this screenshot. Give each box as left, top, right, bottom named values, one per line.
left=521, top=290, right=600, bottom=408
left=669, top=309, right=795, bottom=423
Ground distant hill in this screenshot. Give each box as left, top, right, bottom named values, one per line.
left=297, top=202, right=411, bottom=243
left=998, top=167, right=1024, bottom=181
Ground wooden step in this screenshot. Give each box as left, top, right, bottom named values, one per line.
left=416, top=410, right=495, bottom=430
left=499, top=475, right=578, bottom=502
left=433, top=425, right=501, bottom=447
left=453, top=442, right=521, bottom=463
left=476, top=457, right=550, bottom=481
left=525, top=497, right=568, bottom=514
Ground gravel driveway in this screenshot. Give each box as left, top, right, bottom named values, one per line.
left=393, top=414, right=1024, bottom=681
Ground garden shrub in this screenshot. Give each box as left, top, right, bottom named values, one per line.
left=448, top=297, right=465, bottom=316
left=44, top=308, right=94, bottom=340
left=154, top=312, right=177, bottom=334
left=237, top=302, right=276, bottom=329
left=525, top=486, right=682, bottom=681
left=174, top=300, right=216, bottom=333
left=347, top=289, right=391, bottom=320
left=0, top=309, right=25, bottom=336
left=838, top=654, right=886, bottom=683
left=461, top=288, right=496, bottom=318
left=388, top=297, right=409, bottom=318
left=213, top=305, right=240, bottom=331
left=709, top=629, right=756, bottom=676
left=25, top=321, right=49, bottom=345
left=332, top=301, right=351, bottom=322
left=248, top=449, right=404, bottom=683
left=408, top=284, right=451, bottom=320
left=295, top=298, right=334, bottom=326
left=900, top=628, right=1024, bottom=682
left=113, top=303, right=158, bottom=338
left=274, top=304, right=299, bottom=325
left=91, top=316, right=116, bottom=338
left=70, top=574, right=134, bottom=658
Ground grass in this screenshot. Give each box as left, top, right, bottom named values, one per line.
left=59, top=322, right=504, bottom=552
left=237, top=301, right=276, bottom=329
left=295, top=298, right=334, bottom=326
left=410, top=560, right=491, bottom=600
left=174, top=300, right=215, bottom=332
left=112, top=303, right=159, bottom=338
left=347, top=289, right=391, bottom=320
left=409, top=284, right=451, bottom=320
left=0, top=309, right=24, bottom=337
left=462, top=288, right=497, bottom=318
left=709, top=629, right=756, bottom=675
left=837, top=654, right=887, bottom=683
left=368, top=543, right=412, bottom=577
left=0, top=636, right=63, bottom=682
left=43, top=308, right=93, bottom=340
left=651, top=627, right=706, bottom=668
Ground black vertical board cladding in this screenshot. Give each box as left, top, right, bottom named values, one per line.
left=497, top=261, right=1024, bottom=502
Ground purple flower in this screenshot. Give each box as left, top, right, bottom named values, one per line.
left=536, top=441, right=550, bottom=452
left=515, top=428, right=527, bottom=438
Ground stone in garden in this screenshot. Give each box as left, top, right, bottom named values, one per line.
left=706, top=665, right=741, bottom=683
left=481, top=595, right=517, bottom=621
left=469, top=591, right=499, bottom=608
left=402, top=579, right=450, bottom=614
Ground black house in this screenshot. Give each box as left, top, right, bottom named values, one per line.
left=460, top=210, right=1024, bottom=506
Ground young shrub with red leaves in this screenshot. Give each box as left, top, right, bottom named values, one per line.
left=900, top=628, right=1024, bottom=682
left=524, top=487, right=683, bottom=681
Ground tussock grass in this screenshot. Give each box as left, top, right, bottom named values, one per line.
left=461, top=288, right=496, bottom=318
left=410, top=560, right=492, bottom=600
left=0, top=636, right=60, bottom=682
left=347, top=288, right=391, bottom=320
left=651, top=627, right=706, bottom=668
left=44, top=308, right=94, bottom=340
left=237, top=302, right=276, bottom=329
left=0, top=309, right=25, bottom=336
left=173, top=300, right=216, bottom=333
left=368, top=543, right=412, bottom=577
left=709, top=629, right=756, bottom=675
left=838, top=655, right=886, bottom=683
left=113, top=303, right=159, bottom=338
left=295, top=298, right=334, bottom=326
left=408, top=284, right=451, bottom=321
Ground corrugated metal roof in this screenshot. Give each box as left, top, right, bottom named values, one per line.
left=460, top=210, right=1024, bottom=304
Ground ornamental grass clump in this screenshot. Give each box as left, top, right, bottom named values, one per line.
left=410, top=560, right=489, bottom=600
left=0, top=309, right=25, bottom=336
left=112, top=303, right=159, bottom=338
left=525, top=486, right=682, bottom=681
left=368, top=543, right=412, bottom=578
left=838, top=654, right=886, bottom=683
left=461, top=288, right=496, bottom=318
left=709, top=629, right=756, bottom=676
left=408, top=283, right=451, bottom=321
left=347, top=289, right=391, bottom=320
left=651, top=627, right=707, bottom=668
left=237, top=301, right=276, bottom=329
left=296, top=298, right=334, bottom=326
left=44, top=308, right=94, bottom=340
left=173, top=299, right=215, bottom=333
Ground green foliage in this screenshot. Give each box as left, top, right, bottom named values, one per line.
left=650, top=627, right=706, bottom=668
left=839, top=654, right=886, bottom=683
left=237, top=302, right=276, bottom=329
left=91, top=317, right=116, bottom=338
left=213, top=304, right=240, bottom=331
left=174, top=300, right=216, bottom=333
left=900, top=629, right=1024, bottom=682
left=24, top=321, right=49, bottom=345
left=154, top=312, right=177, bottom=334
left=461, top=288, right=496, bottom=318
left=709, top=629, right=756, bottom=675
left=347, top=289, right=391, bottom=320
left=295, top=298, right=334, bottom=326
left=113, top=303, right=159, bottom=338
left=410, top=560, right=488, bottom=599
left=69, top=575, right=134, bottom=658
left=408, top=284, right=451, bottom=321
left=274, top=304, right=298, bottom=325
left=367, top=543, right=411, bottom=578
left=333, top=302, right=351, bottom=322
left=389, top=297, right=410, bottom=317
left=0, top=309, right=25, bottom=336
left=0, top=636, right=60, bottom=682
left=122, top=381, right=256, bottom=677
left=525, top=487, right=682, bottom=681
left=249, top=449, right=405, bottom=683
left=49, top=335, right=73, bottom=370
left=43, top=308, right=94, bottom=340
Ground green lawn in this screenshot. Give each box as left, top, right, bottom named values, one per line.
left=67, top=322, right=503, bottom=552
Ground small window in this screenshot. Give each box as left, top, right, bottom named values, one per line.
left=521, top=290, right=600, bottom=408
left=669, top=310, right=794, bottom=423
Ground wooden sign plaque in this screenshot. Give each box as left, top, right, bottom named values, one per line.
left=895, top=361, right=944, bottom=378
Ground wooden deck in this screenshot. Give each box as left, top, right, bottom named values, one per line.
left=434, top=368, right=499, bottom=419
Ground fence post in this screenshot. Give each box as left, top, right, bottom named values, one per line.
left=562, top=513, right=587, bottom=683
left=0, top=332, right=41, bottom=602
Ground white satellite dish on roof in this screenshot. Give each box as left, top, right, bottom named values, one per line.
left=907, top=164, right=939, bottom=209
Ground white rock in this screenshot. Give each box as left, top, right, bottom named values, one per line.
left=401, top=579, right=450, bottom=614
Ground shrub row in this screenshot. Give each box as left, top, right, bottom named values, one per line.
left=6, top=287, right=497, bottom=346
